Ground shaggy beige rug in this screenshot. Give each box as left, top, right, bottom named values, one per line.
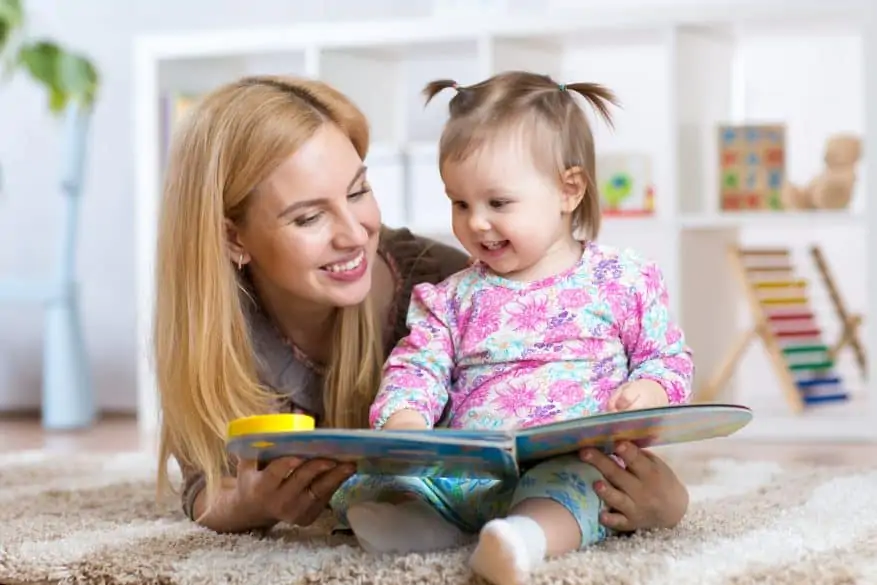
left=0, top=448, right=875, bottom=585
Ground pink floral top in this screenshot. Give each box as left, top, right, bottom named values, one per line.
left=369, top=241, right=695, bottom=431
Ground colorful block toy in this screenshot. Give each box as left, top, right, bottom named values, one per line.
left=718, top=124, right=786, bottom=211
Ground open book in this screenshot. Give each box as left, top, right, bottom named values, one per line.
left=226, top=404, right=752, bottom=481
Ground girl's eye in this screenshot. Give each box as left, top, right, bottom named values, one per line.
left=294, top=213, right=321, bottom=227
left=489, top=199, right=509, bottom=208
left=452, top=201, right=468, bottom=210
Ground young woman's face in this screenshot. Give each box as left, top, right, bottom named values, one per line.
left=233, top=123, right=382, bottom=310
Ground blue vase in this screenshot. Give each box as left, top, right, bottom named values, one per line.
left=0, top=102, right=94, bottom=429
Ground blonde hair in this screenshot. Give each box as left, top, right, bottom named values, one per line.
left=154, top=75, right=384, bottom=512
left=423, top=71, right=618, bottom=241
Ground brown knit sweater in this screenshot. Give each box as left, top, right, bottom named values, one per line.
left=178, top=226, right=470, bottom=520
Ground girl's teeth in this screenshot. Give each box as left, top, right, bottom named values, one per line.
left=484, top=241, right=505, bottom=250
left=324, top=252, right=364, bottom=272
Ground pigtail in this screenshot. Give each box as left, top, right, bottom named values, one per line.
left=564, top=82, right=619, bottom=129
left=557, top=81, right=620, bottom=241
left=422, top=79, right=459, bottom=106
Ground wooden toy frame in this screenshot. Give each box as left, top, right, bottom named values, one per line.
left=809, top=246, right=867, bottom=375
left=696, top=244, right=864, bottom=412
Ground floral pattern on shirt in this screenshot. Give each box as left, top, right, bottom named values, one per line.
left=369, top=241, right=695, bottom=431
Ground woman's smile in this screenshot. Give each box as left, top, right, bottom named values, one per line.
left=320, top=249, right=368, bottom=282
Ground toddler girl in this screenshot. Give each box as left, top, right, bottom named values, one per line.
left=332, top=71, right=694, bottom=585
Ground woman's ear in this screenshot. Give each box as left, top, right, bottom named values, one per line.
left=225, top=218, right=250, bottom=270
left=560, top=166, right=587, bottom=214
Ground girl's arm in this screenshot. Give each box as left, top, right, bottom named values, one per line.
left=620, top=258, right=695, bottom=404
left=370, top=282, right=456, bottom=429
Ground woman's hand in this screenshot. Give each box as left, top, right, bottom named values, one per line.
left=579, top=442, right=689, bottom=532
left=233, top=456, right=357, bottom=528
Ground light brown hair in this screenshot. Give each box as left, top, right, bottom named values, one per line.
left=423, top=71, right=619, bottom=240
left=154, top=75, right=383, bottom=513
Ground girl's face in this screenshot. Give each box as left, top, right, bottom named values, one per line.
left=230, top=123, right=382, bottom=311
left=442, top=133, right=583, bottom=282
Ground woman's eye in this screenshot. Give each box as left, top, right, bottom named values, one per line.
left=348, top=187, right=370, bottom=200
left=294, top=213, right=321, bottom=227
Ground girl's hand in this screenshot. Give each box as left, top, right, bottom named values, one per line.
left=579, top=442, right=688, bottom=532
left=607, top=380, right=669, bottom=412
left=233, top=456, right=356, bottom=527
left=382, top=409, right=431, bottom=430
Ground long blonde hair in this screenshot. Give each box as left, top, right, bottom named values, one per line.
left=154, top=76, right=384, bottom=510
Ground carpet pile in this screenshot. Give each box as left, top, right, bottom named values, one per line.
left=0, top=449, right=875, bottom=584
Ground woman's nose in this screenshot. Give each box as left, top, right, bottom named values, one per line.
left=334, top=211, right=369, bottom=248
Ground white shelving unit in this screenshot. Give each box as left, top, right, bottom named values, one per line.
left=133, top=0, right=877, bottom=441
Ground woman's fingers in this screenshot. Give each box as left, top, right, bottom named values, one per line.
left=296, top=465, right=351, bottom=524
left=611, top=442, right=658, bottom=480
left=282, top=458, right=338, bottom=492
left=599, top=510, right=635, bottom=533
left=309, top=462, right=356, bottom=501
left=250, top=456, right=303, bottom=487
left=295, top=497, right=330, bottom=527
left=273, top=459, right=338, bottom=522
left=300, top=462, right=357, bottom=523
left=297, top=461, right=357, bottom=526
left=593, top=479, right=636, bottom=518
left=235, top=456, right=259, bottom=475
left=580, top=448, right=640, bottom=496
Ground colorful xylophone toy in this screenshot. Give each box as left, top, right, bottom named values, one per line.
left=697, top=245, right=864, bottom=413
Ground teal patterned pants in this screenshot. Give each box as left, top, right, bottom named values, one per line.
left=331, top=454, right=611, bottom=548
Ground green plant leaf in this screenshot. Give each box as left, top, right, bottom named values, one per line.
left=0, top=0, right=22, bottom=53
left=49, top=83, right=64, bottom=111
left=0, top=21, right=8, bottom=56
left=0, top=0, right=23, bottom=21
left=0, top=0, right=23, bottom=72
left=18, top=40, right=58, bottom=85
left=17, top=40, right=100, bottom=113
left=0, top=2, right=100, bottom=115
left=57, top=51, right=98, bottom=106
left=0, top=0, right=23, bottom=35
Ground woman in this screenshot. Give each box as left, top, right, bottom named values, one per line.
left=154, top=75, right=690, bottom=538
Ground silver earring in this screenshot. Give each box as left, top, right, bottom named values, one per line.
left=237, top=254, right=244, bottom=270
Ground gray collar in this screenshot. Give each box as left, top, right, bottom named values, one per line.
left=242, top=291, right=325, bottom=419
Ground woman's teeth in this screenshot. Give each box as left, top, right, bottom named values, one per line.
left=323, top=251, right=364, bottom=272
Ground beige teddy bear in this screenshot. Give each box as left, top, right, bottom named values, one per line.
left=781, top=133, right=861, bottom=210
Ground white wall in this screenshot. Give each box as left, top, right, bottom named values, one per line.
left=0, top=0, right=869, bottom=415
left=0, top=0, right=430, bottom=412
left=734, top=33, right=868, bottom=415
left=556, top=27, right=869, bottom=415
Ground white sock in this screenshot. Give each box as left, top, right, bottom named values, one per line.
left=469, top=515, right=547, bottom=585
left=346, top=499, right=472, bottom=555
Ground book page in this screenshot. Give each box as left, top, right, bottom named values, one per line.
left=513, top=405, right=753, bottom=464
left=228, top=429, right=520, bottom=480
